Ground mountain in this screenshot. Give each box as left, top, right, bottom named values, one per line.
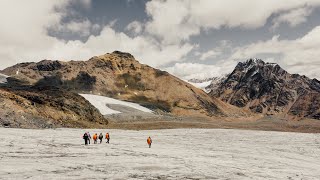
left=1, top=51, right=248, bottom=118
left=187, top=78, right=213, bottom=93
left=204, top=75, right=228, bottom=94
left=209, top=58, right=320, bottom=120
left=187, top=75, right=229, bottom=94
left=0, top=83, right=108, bottom=128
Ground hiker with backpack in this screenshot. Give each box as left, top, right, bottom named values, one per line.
left=147, top=136, right=152, bottom=148
left=105, top=133, right=110, bottom=144
left=93, top=133, right=98, bottom=144
left=83, top=132, right=89, bottom=145
left=87, top=132, right=91, bottom=144
left=99, top=133, right=103, bottom=143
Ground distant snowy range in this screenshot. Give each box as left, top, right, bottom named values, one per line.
left=187, top=75, right=227, bottom=93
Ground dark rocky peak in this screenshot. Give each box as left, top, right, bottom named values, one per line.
left=311, top=78, right=320, bottom=92
left=245, top=58, right=265, bottom=66
left=33, top=60, right=62, bottom=71
left=236, top=58, right=280, bottom=71
left=233, top=58, right=288, bottom=80
left=112, top=51, right=135, bottom=59
left=210, top=58, right=320, bottom=120
left=236, top=58, right=264, bottom=70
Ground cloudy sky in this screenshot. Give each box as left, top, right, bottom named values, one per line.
left=1, top=0, right=320, bottom=80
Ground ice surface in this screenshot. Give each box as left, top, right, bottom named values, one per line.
left=80, top=94, right=153, bottom=115
left=0, top=128, right=319, bottom=179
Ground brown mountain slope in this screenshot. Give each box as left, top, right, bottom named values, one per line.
left=1, top=51, right=248, bottom=118
left=0, top=81, right=108, bottom=128
left=209, top=59, right=320, bottom=120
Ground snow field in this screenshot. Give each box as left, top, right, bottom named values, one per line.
left=0, top=128, right=319, bottom=179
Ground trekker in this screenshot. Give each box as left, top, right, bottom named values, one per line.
left=87, top=132, right=91, bottom=144
left=93, top=133, right=98, bottom=144
left=147, top=136, right=152, bottom=148
left=105, top=133, right=110, bottom=144
left=99, top=133, right=103, bottom=144
left=83, top=132, right=89, bottom=145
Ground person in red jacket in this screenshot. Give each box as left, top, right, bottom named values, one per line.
left=147, top=136, right=152, bottom=148
left=105, top=133, right=110, bottom=144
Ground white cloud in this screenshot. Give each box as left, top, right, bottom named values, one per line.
left=195, top=40, right=231, bottom=61
left=144, top=0, right=320, bottom=44
left=51, top=19, right=93, bottom=37
left=67, top=27, right=194, bottom=67
left=199, top=50, right=221, bottom=61
left=145, top=0, right=199, bottom=44
left=1, top=0, right=320, bottom=82
left=126, top=21, right=143, bottom=34
left=230, top=26, right=320, bottom=79
left=0, top=0, right=194, bottom=70
left=91, top=24, right=101, bottom=32
left=0, top=0, right=71, bottom=68
left=107, top=19, right=118, bottom=27
left=78, top=0, right=91, bottom=9
left=272, top=7, right=312, bottom=29
left=165, top=61, right=237, bottom=80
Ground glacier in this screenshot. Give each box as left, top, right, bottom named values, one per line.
left=0, top=128, right=319, bottom=179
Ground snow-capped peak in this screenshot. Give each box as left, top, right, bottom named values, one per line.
left=237, top=58, right=281, bottom=75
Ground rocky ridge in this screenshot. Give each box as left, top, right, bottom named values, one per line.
left=1, top=51, right=249, bottom=118
left=209, top=58, right=320, bottom=120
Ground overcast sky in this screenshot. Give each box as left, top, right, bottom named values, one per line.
left=1, top=0, right=320, bottom=80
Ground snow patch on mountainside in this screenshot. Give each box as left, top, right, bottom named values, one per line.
left=80, top=94, right=153, bottom=115
left=188, top=81, right=212, bottom=92
left=187, top=75, right=230, bottom=93
left=0, top=73, right=8, bottom=84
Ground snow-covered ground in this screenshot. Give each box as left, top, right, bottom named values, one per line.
left=188, top=81, right=212, bottom=92
left=0, top=128, right=319, bottom=179
left=0, top=73, right=8, bottom=84
left=80, top=94, right=153, bottom=115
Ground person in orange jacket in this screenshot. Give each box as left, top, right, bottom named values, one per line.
left=105, top=133, right=110, bottom=144
left=93, top=133, right=98, bottom=144
left=147, top=136, right=152, bottom=148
